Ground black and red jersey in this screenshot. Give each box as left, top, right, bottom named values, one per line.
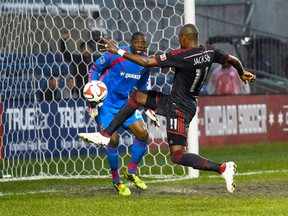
left=155, top=44, right=229, bottom=113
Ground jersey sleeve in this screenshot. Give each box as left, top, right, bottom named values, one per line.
left=89, top=51, right=112, bottom=81
left=212, top=45, right=230, bottom=64
left=155, top=51, right=184, bottom=68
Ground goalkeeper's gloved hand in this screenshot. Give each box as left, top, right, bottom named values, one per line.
left=145, top=109, right=160, bottom=127
left=89, top=101, right=103, bottom=118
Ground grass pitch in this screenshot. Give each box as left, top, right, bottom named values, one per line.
left=1, top=142, right=288, bottom=216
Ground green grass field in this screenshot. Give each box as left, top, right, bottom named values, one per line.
left=1, top=142, right=288, bottom=216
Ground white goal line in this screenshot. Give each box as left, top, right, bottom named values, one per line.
left=0, top=169, right=287, bottom=197
left=142, top=169, right=288, bottom=184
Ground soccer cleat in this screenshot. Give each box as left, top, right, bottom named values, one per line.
left=78, top=132, right=110, bottom=147
left=113, top=180, right=131, bottom=195
left=221, top=162, right=237, bottom=193
left=124, top=169, right=147, bottom=190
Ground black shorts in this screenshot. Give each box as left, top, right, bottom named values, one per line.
left=145, top=90, right=197, bottom=147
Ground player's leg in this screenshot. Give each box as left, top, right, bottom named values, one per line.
left=169, top=142, right=223, bottom=173
left=168, top=132, right=236, bottom=193
left=157, top=99, right=236, bottom=193
left=79, top=90, right=160, bottom=145
left=106, top=133, right=121, bottom=182
left=159, top=101, right=223, bottom=172
left=124, top=113, right=148, bottom=190
left=97, top=105, right=131, bottom=195
left=103, top=90, right=151, bottom=136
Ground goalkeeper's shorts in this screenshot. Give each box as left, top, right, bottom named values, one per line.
left=96, top=104, right=143, bottom=130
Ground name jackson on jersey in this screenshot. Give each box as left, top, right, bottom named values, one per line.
left=193, top=54, right=210, bottom=65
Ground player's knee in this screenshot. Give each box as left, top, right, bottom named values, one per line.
left=143, top=129, right=149, bottom=141
left=137, top=129, right=148, bottom=142
left=170, top=150, right=186, bottom=164
left=130, top=91, right=139, bottom=104
left=132, top=90, right=148, bottom=106
left=109, top=133, right=119, bottom=148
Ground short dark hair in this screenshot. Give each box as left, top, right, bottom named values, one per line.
left=131, top=32, right=146, bottom=41
left=180, top=24, right=199, bottom=40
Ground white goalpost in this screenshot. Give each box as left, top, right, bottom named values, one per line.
left=0, top=0, right=199, bottom=180
left=184, top=0, right=199, bottom=178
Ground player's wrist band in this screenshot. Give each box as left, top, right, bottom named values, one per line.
left=117, top=49, right=126, bottom=57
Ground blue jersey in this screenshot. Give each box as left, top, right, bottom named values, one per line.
left=89, top=46, right=150, bottom=109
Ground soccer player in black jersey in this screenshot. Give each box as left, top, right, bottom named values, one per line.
left=79, top=24, right=256, bottom=193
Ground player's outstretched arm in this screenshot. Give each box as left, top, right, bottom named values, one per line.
left=227, top=55, right=256, bottom=83
left=99, top=37, right=158, bottom=67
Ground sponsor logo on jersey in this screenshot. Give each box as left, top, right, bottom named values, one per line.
left=100, top=56, right=105, bottom=64
left=120, top=72, right=141, bottom=80
left=193, top=54, right=210, bottom=65
left=160, top=54, right=167, bottom=61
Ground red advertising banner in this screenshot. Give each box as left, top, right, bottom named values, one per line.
left=198, top=94, right=288, bottom=146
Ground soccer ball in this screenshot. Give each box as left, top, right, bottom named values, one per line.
left=83, top=80, right=108, bottom=103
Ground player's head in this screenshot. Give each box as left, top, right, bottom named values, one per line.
left=179, top=24, right=199, bottom=49
left=130, top=32, right=147, bottom=55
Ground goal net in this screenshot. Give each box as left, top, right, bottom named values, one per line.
left=0, top=0, right=188, bottom=180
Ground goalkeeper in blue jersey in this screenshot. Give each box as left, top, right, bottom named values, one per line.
left=86, top=32, right=159, bottom=195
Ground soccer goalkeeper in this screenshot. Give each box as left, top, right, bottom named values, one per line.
left=85, top=32, right=159, bottom=195
left=80, top=24, right=257, bottom=193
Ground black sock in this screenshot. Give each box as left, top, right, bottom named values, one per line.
left=171, top=150, right=222, bottom=173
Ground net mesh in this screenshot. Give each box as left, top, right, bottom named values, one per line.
left=0, top=0, right=187, bottom=180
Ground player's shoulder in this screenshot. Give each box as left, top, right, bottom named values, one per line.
left=200, top=44, right=228, bottom=57
left=169, top=48, right=188, bottom=57
left=119, top=45, right=130, bottom=52
left=200, top=44, right=218, bottom=51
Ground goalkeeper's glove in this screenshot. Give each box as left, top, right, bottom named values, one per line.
left=145, top=109, right=160, bottom=127
left=89, top=101, right=103, bottom=118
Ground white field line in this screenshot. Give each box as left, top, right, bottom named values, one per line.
left=0, top=169, right=287, bottom=197
left=0, top=189, right=61, bottom=197
left=141, top=169, right=288, bottom=184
